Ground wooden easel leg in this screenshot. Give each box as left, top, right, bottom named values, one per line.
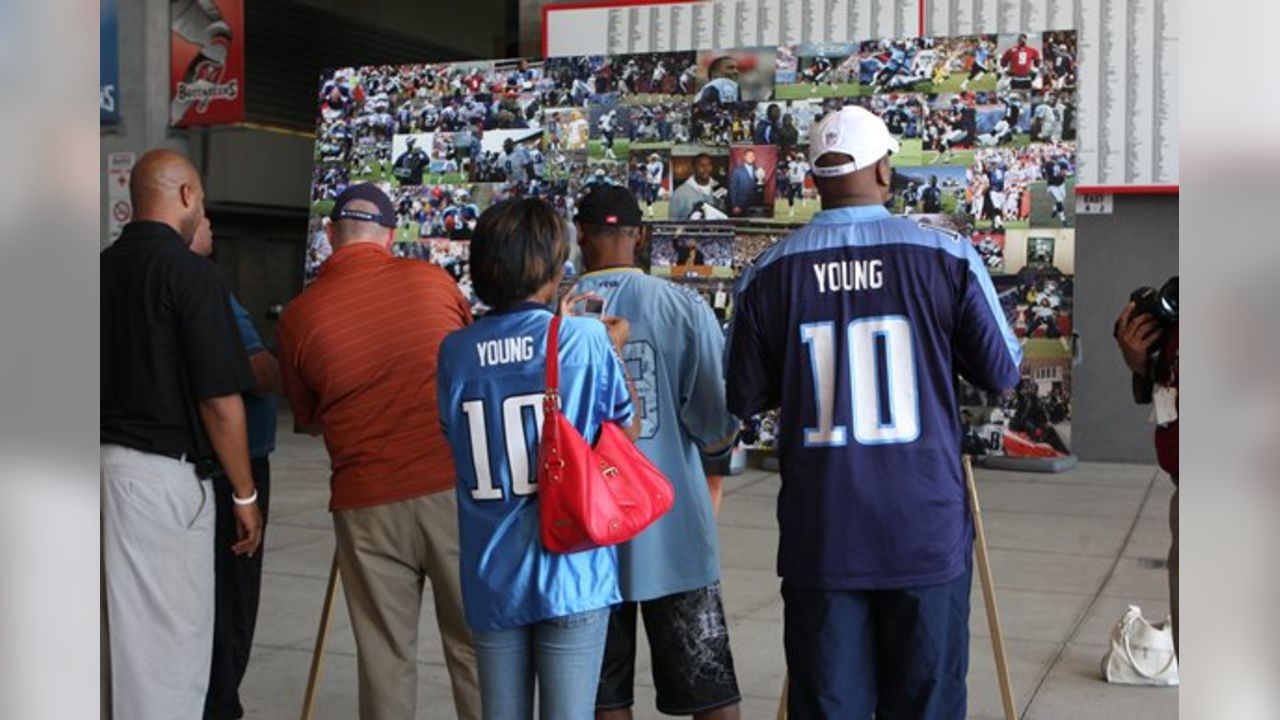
left=300, top=551, right=341, bottom=720
left=964, top=456, right=1018, bottom=720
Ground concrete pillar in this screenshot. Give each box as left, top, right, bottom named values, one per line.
left=100, top=0, right=194, bottom=248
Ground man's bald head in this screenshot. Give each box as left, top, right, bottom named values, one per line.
left=327, top=199, right=394, bottom=249
left=130, top=149, right=206, bottom=243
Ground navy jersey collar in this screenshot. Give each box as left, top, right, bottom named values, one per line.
left=810, top=204, right=891, bottom=225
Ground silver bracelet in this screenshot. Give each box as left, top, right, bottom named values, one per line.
left=232, top=489, right=258, bottom=506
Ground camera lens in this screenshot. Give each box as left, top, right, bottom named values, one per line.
left=1159, top=276, right=1178, bottom=320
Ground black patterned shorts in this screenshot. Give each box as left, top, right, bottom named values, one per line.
left=595, top=582, right=741, bottom=715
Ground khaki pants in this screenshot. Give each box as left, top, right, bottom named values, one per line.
left=334, top=491, right=481, bottom=720
left=101, top=444, right=215, bottom=720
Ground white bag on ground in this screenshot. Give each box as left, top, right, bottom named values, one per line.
left=1101, top=605, right=1179, bottom=686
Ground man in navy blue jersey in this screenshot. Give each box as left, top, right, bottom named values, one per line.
left=726, top=106, right=1022, bottom=719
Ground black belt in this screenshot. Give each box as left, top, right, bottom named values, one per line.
left=153, top=449, right=194, bottom=464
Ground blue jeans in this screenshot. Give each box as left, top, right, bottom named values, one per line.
left=473, top=608, right=610, bottom=720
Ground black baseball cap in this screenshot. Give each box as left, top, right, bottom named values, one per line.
left=330, top=183, right=397, bottom=229
left=575, top=185, right=643, bottom=227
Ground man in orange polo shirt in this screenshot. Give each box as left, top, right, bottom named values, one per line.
left=277, top=184, right=479, bottom=720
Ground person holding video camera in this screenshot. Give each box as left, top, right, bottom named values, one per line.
left=1113, top=276, right=1178, bottom=651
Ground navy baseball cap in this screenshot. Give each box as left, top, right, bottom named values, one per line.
left=575, top=184, right=643, bottom=227
left=330, top=183, right=397, bottom=229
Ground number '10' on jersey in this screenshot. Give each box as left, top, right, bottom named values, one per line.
left=725, top=204, right=1021, bottom=589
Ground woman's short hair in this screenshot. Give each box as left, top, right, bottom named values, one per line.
left=471, top=198, right=568, bottom=310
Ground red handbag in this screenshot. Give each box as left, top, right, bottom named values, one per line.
left=537, top=314, right=674, bottom=554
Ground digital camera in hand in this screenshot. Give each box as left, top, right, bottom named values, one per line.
left=1128, top=276, right=1177, bottom=402
left=1129, top=276, right=1177, bottom=327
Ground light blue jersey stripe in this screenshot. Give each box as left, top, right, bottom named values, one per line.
left=734, top=205, right=1021, bottom=367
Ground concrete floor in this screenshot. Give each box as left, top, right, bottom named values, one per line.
left=242, top=426, right=1179, bottom=719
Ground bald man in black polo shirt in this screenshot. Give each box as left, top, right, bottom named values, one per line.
left=101, top=149, right=263, bottom=719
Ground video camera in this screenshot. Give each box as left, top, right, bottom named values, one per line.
left=1127, top=276, right=1177, bottom=402
left=1129, top=276, right=1178, bottom=328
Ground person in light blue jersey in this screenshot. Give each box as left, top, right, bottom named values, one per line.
left=437, top=198, right=637, bottom=720
left=727, top=106, right=1022, bottom=719
left=570, top=186, right=742, bottom=720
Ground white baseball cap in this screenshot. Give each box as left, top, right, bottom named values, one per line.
left=808, top=105, right=900, bottom=177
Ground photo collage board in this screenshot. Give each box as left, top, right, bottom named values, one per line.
left=305, top=32, right=1079, bottom=458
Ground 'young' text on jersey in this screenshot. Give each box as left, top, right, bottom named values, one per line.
left=726, top=205, right=1021, bottom=589
left=437, top=305, right=633, bottom=631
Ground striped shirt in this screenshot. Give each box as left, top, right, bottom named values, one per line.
left=278, top=243, right=471, bottom=511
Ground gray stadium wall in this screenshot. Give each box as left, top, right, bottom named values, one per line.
left=1071, top=194, right=1179, bottom=463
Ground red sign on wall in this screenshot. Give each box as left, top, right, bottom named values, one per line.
left=170, top=0, right=245, bottom=127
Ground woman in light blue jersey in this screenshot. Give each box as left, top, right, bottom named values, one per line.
left=436, top=198, right=636, bottom=720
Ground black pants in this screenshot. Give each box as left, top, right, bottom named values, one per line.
left=204, top=456, right=271, bottom=720
left=783, top=565, right=972, bottom=719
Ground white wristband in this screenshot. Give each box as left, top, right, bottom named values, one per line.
left=232, top=489, right=258, bottom=506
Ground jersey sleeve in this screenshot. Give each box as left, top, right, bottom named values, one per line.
left=229, top=294, right=265, bottom=355
left=678, top=298, right=739, bottom=459
left=725, top=280, right=779, bottom=420
left=953, top=245, right=1023, bottom=393
left=435, top=338, right=456, bottom=436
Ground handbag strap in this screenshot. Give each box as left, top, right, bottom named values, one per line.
left=544, top=314, right=562, bottom=413
left=1120, top=614, right=1178, bottom=680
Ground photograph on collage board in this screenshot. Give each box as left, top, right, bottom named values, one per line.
left=646, top=222, right=735, bottom=279
left=752, top=99, right=821, bottom=145
left=543, top=107, right=589, bottom=153
left=774, top=146, right=816, bottom=221
left=587, top=98, right=632, bottom=160
left=690, top=101, right=759, bottom=145
left=630, top=102, right=692, bottom=147
left=628, top=148, right=672, bottom=220
left=726, top=145, right=777, bottom=219
left=693, top=48, right=776, bottom=104
left=304, top=30, right=1080, bottom=458
left=540, top=56, right=605, bottom=107
left=389, top=132, right=470, bottom=185
left=774, top=42, right=862, bottom=99
left=607, top=52, right=698, bottom=102
left=669, top=149, right=730, bottom=221
left=551, top=150, right=626, bottom=201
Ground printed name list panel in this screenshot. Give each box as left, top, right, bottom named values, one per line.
left=921, top=0, right=1178, bottom=187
